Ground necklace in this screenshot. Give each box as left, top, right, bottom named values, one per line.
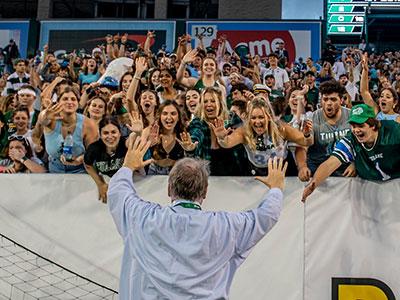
left=361, top=134, right=378, bottom=151
left=255, top=135, right=267, bottom=151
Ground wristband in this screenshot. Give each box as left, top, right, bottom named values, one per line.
left=20, top=156, right=28, bottom=164
left=134, top=76, right=141, bottom=80
left=304, top=132, right=311, bottom=138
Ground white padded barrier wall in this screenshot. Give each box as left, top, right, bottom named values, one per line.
left=0, top=174, right=399, bottom=299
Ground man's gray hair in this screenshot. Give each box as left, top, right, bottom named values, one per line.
left=168, top=158, right=210, bottom=201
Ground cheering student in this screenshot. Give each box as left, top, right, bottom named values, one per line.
left=302, top=104, right=400, bottom=202
left=108, top=131, right=287, bottom=299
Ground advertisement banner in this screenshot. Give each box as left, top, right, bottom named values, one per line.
left=186, top=21, right=321, bottom=63
left=39, top=20, right=176, bottom=54
left=304, top=178, right=400, bottom=300
left=0, top=21, right=30, bottom=58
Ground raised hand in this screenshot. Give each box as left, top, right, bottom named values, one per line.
left=105, top=35, right=113, bottom=44
left=243, top=90, right=255, bottom=101
left=147, top=31, right=156, bottom=38
left=176, top=132, right=198, bottom=152
left=126, top=111, right=143, bottom=134
left=208, top=118, right=231, bottom=140
left=301, top=119, right=313, bottom=137
left=121, top=33, right=129, bottom=44
left=182, top=49, right=198, bottom=64
left=123, top=132, right=153, bottom=171
left=43, top=102, right=64, bottom=123
left=255, top=157, right=288, bottom=190
left=113, top=33, right=121, bottom=43
left=135, top=57, right=148, bottom=75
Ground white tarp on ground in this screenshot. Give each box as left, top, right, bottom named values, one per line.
left=1, top=174, right=399, bottom=299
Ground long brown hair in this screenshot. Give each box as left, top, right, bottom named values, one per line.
left=156, top=100, right=186, bottom=136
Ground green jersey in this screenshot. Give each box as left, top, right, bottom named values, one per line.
left=332, top=120, right=400, bottom=181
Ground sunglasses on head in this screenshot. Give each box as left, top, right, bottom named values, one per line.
left=8, top=135, right=26, bottom=142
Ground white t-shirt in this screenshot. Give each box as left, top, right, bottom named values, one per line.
left=262, top=67, right=289, bottom=91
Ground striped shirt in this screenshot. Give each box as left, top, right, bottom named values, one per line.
left=2, top=72, right=30, bottom=96
left=332, top=121, right=400, bottom=181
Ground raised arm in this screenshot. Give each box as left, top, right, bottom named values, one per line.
left=126, top=57, right=147, bottom=107
left=281, top=121, right=314, bottom=147
left=209, top=119, right=244, bottom=148
left=176, top=49, right=199, bottom=88
left=144, top=31, right=155, bottom=55
left=108, top=133, right=153, bottom=237
left=105, top=35, right=116, bottom=61
left=234, top=157, right=286, bottom=255
left=360, top=52, right=379, bottom=114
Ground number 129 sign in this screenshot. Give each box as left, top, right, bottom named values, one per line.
left=187, top=21, right=321, bottom=63
left=192, top=25, right=217, bottom=39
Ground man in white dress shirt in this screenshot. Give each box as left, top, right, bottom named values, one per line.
left=108, top=133, right=288, bottom=299
left=262, top=53, right=290, bottom=92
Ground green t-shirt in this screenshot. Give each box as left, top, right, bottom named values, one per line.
left=306, top=86, right=319, bottom=108
left=269, top=89, right=284, bottom=103
left=332, top=120, right=400, bottom=181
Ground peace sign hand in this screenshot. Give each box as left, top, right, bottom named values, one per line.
left=176, top=132, right=198, bottom=152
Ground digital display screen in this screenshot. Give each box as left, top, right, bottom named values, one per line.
left=327, top=0, right=400, bottom=35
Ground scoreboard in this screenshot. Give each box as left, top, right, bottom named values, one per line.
left=327, top=0, right=400, bottom=35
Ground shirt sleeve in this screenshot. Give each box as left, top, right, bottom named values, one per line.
left=283, top=70, right=290, bottom=84
left=231, top=188, right=283, bottom=256
left=331, top=136, right=355, bottom=164
left=83, top=143, right=97, bottom=165
left=108, top=167, right=158, bottom=238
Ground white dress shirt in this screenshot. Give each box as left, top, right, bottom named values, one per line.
left=108, top=167, right=283, bottom=300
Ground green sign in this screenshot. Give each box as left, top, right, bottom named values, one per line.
left=328, top=24, right=363, bottom=34
left=328, top=14, right=364, bottom=23
left=328, top=4, right=356, bottom=13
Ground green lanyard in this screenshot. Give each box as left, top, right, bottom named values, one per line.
left=174, top=202, right=202, bottom=210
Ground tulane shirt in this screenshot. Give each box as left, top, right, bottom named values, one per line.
left=108, top=167, right=283, bottom=300
left=307, top=107, right=351, bottom=174
left=332, top=120, right=400, bottom=181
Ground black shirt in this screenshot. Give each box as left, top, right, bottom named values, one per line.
left=84, top=139, right=127, bottom=177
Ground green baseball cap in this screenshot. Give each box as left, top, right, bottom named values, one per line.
left=348, top=104, right=376, bottom=124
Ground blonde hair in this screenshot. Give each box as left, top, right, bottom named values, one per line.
left=196, top=87, right=228, bottom=121
left=244, top=97, right=283, bottom=150
left=319, top=61, right=335, bottom=79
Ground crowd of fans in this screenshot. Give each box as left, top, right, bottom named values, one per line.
left=0, top=32, right=399, bottom=202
